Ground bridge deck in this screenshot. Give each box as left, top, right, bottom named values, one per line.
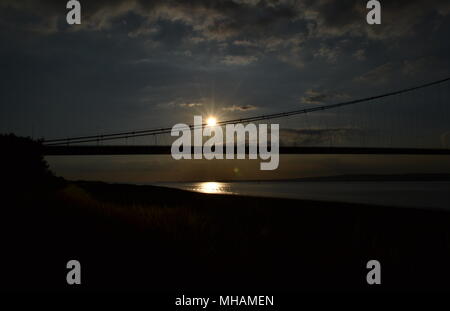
left=44, top=145, right=450, bottom=156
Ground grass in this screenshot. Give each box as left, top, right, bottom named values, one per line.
left=2, top=180, right=450, bottom=291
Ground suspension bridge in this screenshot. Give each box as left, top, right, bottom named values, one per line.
left=43, top=77, right=450, bottom=156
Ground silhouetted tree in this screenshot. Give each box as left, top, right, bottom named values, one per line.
left=0, top=134, right=58, bottom=189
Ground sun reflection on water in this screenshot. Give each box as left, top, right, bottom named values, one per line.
left=195, top=182, right=231, bottom=194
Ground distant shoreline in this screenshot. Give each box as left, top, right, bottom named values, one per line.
left=149, top=173, right=450, bottom=184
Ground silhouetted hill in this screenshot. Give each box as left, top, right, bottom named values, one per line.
left=3, top=179, right=450, bottom=291
left=2, top=134, right=450, bottom=292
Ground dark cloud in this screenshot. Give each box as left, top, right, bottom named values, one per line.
left=354, top=62, right=395, bottom=84
left=222, top=104, right=258, bottom=112
left=4, top=0, right=449, bottom=41
left=301, top=89, right=350, bottom=105
left=2, top=0, right=450, bottom=71
left=0, top=0, right=449, bottom=141
left=221, top=55, right=258, bottom=65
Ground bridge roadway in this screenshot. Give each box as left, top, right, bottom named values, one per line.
left=44, top=145, right=450, bottom=156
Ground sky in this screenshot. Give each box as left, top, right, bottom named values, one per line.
left=1, top=0, right=450, bottom=181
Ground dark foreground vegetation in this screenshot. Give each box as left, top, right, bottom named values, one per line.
left=2, top=134, right=450, bottom=292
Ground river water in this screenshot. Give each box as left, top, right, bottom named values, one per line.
left=152, top=181, right=450, bottom=209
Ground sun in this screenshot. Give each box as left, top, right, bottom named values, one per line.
left=206, top=116, right=217, bottom=126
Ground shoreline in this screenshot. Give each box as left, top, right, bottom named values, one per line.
left=147, top=179, right=450, bottom=210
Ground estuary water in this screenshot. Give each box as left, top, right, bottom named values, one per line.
left=153, top=181, right=450, bottom=209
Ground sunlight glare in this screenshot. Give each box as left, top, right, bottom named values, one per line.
left=196, top=182, right=230, bottom=194
left=206, top=116, right=217, bottom=127
left=199, top=182, right=222, bottom=194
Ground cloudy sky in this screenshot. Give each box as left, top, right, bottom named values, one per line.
left=1, top=0, right=450, bottom=181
